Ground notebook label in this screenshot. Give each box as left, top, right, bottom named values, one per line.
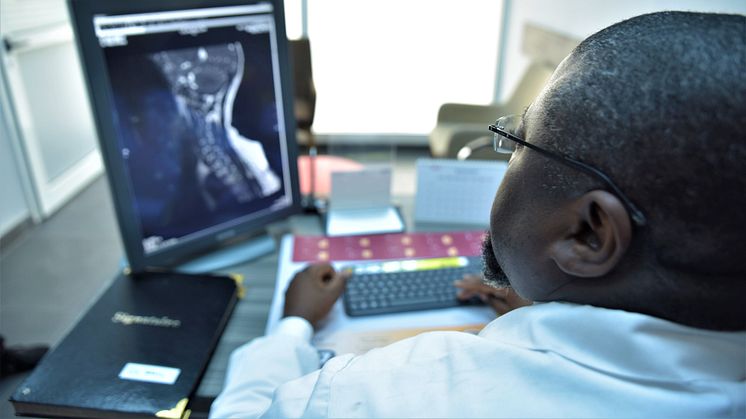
left=119, top=362, right=181, bottom=385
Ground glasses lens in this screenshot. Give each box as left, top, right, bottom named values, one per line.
left=494, top=135, right=515, bottom=153
left=493, top=115, right=520, bottom=154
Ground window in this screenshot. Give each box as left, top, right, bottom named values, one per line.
left=286, top=0, right=503, bottom=137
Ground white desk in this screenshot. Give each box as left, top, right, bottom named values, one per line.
left=267, top=235, right=495, bottom=351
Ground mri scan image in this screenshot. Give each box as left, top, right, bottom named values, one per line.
left=150, top=43, right=281, bottom=210
left=106, top=31, right=288, bottom=249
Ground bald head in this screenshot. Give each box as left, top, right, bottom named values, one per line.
left=536, top=12, right=746, bottom=274
left=486, top=12, right=746, bottom=331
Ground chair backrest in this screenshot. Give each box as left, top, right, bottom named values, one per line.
left=289, top=38, right=316, bottom=130
left=456, top=63, right=554, bottom=161
left=503, top=22, right=581, bottom=114
left=502, top=62, right=555, bottom=115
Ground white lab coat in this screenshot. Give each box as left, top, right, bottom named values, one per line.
left=210, top=302, right=746, bottom=418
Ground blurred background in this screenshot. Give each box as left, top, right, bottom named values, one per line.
left=1, top=1, right=745, bottom=416
left=2, top=0, right=745, bottom=233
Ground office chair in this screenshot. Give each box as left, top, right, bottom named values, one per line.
left=289, top=38, right=320, bottom=211
left=456, top=136, right=511, bottom=161
left=290, top=38, right=316, bottom=146
left=290, top=38, right=362, bottom=211
left=429, top=62, right=555, bottom=159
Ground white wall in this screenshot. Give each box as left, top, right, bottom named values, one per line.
left=499, top=0, right=746, bottom=102
left=0, top=98, right=30, bottom=236
left=1, top=0, right=89, bottom=235
left=0, top=0, right=68, bottom=34
left=1, top=0, right=103, bottom=219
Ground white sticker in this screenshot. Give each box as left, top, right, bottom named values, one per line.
left=118, top=362, right=181, bottom=385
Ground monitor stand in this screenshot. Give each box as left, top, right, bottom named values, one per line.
left=177, top=233, right=275, bottom=274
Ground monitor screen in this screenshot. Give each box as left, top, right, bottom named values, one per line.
left=70, top=0, right=300, bottom=270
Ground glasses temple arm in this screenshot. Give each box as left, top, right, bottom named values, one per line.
left=489, top=125, right=647, bottom=226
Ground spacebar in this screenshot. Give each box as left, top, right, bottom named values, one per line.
left=389, top=296, right=446, bottom=306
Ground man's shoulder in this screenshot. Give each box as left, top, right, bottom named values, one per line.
left=333, top=329, right=493, bottom=374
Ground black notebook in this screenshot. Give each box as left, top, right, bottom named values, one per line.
left=10, top=270, right=238, bottom=419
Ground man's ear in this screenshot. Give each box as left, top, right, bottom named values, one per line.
left=549, top=190, right=632, bottom=277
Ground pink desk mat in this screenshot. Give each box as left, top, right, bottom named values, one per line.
left=292, top=230, right=486, bottom=262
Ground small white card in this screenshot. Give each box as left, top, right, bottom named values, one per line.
left=330, top=167, right=392, bottom=210
left=414, top=159, right=508, bottom=226
left=326, top=167, right=404, bottom=236
left=119, top=362, right=181, bottom=385
left=326, top=206, right=404, bottom=237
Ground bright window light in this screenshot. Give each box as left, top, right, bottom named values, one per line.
left=300, top=0, right=502, bottom=135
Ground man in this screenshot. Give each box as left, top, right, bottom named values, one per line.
left=211, top=11, right=745, bottom=418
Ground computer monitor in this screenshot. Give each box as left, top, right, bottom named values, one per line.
left=69, top=0, right=301, bottom=270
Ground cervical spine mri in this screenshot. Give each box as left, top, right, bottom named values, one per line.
left=150, top=43, right=281, bottom=211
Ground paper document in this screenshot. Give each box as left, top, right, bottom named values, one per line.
left=314, top=323, right=486, bottom=356
left=326, top=167, right=404, bottom=236
left=330, top=167, right=392, bottom=210
left=326, top=207, right=404, bottom=237
left=414, top=159, right=508, bottom=226
left=266, top=235, right=495, bottom=353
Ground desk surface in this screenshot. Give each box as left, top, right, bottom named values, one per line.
left=191, top=195, right=482, bottom=412
left=191, top=210, right=323, bottom=409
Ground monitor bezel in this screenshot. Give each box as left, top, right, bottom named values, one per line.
left=68, top=0, right=301, bottom=270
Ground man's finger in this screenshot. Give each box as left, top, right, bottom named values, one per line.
left=305, top=263, right=335, bottom=283
left=488, top=287, right=509, bottom=298
left=308, top=263, right=334, bottom=275
left=456, top=289, right=476, bottom=300
left=453, top=279, right=481, bottom=291
left=456, top=279, right=507, bottom=298
left=462, top=274, right=481, bottom=282
left=324, top=270, right=350, bottom=292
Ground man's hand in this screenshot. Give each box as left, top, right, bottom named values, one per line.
left=283, top=263, right=350, bottom=328
left=454, top=274, right=532, bottom=315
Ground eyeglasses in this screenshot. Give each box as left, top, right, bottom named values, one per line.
left=488, top=115, right=647, bottom=227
